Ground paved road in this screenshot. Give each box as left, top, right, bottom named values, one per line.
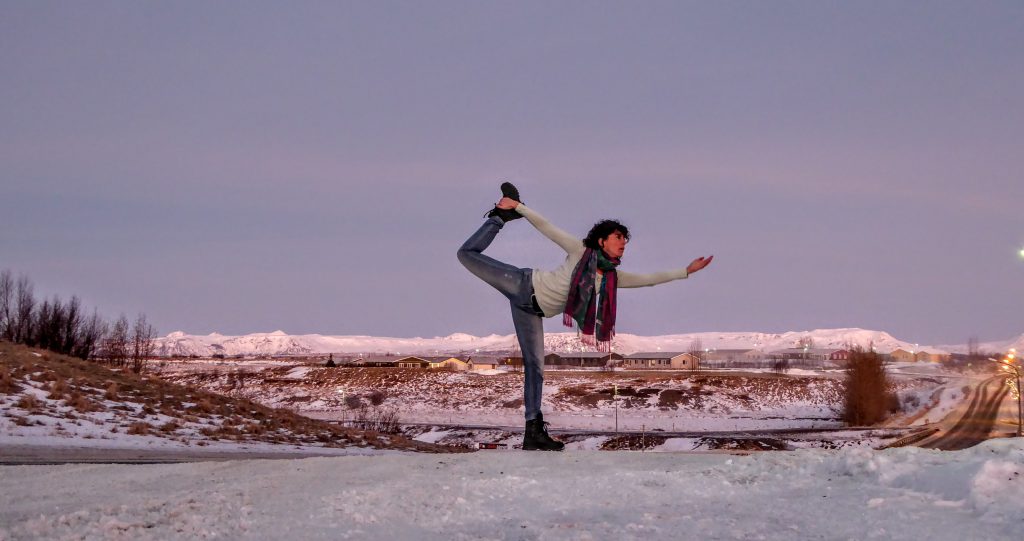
left=920, top=375, right=1011, bottom=450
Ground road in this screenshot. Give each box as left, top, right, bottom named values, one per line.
left=920, top=375, right=1012, bottom=450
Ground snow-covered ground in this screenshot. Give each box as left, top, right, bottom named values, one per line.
left=1, top=439, right=1021, bottom=540
left=160, top=361, right=960, bottom=435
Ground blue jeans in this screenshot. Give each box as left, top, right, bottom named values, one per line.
left=457, top=217, right=546, bottom=421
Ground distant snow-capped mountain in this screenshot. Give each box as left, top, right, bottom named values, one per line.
left=937, top=333, right=1024, bottom=355
left=152, top=327, right=975, bottom=357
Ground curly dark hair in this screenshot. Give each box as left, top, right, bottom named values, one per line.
left=583, top=219, right=630, bottom=250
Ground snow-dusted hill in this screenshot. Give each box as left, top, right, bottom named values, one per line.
left=937, top=333, right=1024, bottom=355
left=151, top=327, right=995, bottom=357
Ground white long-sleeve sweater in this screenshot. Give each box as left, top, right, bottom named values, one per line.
left=515, top=204, right=689, bottom=318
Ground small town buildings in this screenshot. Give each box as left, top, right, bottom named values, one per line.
left=703, top=349, right=755, bottom=363
left=916, top=349, right=951, bottom=363
left=622, top=352, right=700, bottom=370
left=504, top=353, right=561, bottom=368
left=546, top=352, right=624, bottom=368
left=426, top=357, right=470, bottom=371
left=890, top=348, right=916, bottom=363
left=829, top=349, right=850, bottom=361
left=743, top=350, right=767, bottom=361
left=468, top=357, right=500, bottom=371
left=768, top=348, right=843, bottom=362
left=353, top=355, right=430, bottom=368
left=890, top=348, right=950, bottom=363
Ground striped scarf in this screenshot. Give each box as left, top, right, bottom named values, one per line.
left=563, top=248, right=620, bottom=350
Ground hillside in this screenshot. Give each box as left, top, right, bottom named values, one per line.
left=0, top=341, right=451, bottom=454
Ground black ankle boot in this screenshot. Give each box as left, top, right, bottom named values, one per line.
left=483, top=181, right=524, bottom=222
left=522, top=412, right=565, bottom=451
left=500, top=181, right=521, bottom=203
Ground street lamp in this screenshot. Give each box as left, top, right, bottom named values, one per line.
left=989, top=356, right=1023, bottom=437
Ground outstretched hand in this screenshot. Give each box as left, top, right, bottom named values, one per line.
left=686, top=255, right=713, bottom=275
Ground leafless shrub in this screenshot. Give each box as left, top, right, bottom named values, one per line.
left=129, top=313, right=155, bottom=374
left=103, top=314, right=130, bottom=367
left=67, top=391, right=100, bottom=413
left=227, top=370, right=253, bottom=390
left=346, top=405, right=402, bottom=434
left=127, top=421, right=152, bottom=435
left=0, top=366, right=19, bottom=393
left=368, top=390, right=386, bottom=406
left=600, top=434, right=668, bottom=450
left=559, top=385, right=591, bottom=397
left=15, top=393, right=41, bottom=412
left=842, top=347, right=894, bottom=426
left=47, top=377, right=69, bottom=400
left=772, top=358, right=790, bottom=375
left=159, top=421, right=180, bottom=433
left=345, top=395, right=363, bottom=409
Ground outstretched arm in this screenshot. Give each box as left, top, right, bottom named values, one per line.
left=618, top=256, right=713, bottom=288
left=499, top=199, right=583, bottom=255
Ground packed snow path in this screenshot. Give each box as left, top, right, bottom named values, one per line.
left=922, top=376, right=1012, bottom=450
left=2, top=440, right=1022, bottom=540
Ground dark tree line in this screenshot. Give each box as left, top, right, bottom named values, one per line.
left=0, top=269, right=156, bottom=372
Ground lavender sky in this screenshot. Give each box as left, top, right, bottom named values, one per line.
left=2, top=2, right=1022, bottom=345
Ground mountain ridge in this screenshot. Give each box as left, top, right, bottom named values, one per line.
left=151, top=327, right=1016, bottom=357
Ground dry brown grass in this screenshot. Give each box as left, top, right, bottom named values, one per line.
left=559, top=385, right=591, bottom=397
left=0, top=341, right=455, bottom=453
left=127, top=421, right=152, bottom=435
left=15, top=393, right=41, bottom=412
left=657, top=389, right=686, bottom=408
left=67, top=391, right=102, bottom=413
left=47, top=377, right=69, bottom=400
left=600, top=434, right=668, bottom=450
left=0, top=366, right=20, bottom=393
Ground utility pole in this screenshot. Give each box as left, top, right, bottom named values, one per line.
left=613, top=383, right=618, bottom=434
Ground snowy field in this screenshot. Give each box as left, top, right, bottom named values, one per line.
left=1, top=439, right=1021, bottom=540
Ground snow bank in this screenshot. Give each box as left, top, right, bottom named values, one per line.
left=2, top=439, right=1021, bottom=540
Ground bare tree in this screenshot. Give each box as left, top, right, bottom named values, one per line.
left=688, top=338, right=704, bottom=369
left=797, top=335, right=815, bottom=360
left=32, top=296, right=58, bottom=349
left=74, top=309, right=107, bottom=360
left=130, top=313, right=156, bottom=373
left=13, top=274, right=35, bottom=344
left=105, top=314, right=130, bottom=367
left=59, top=295, right=82, bottom=356
left=0, top=270, right=12, bottom=341
left=772, top=358, right=790, bottom=375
